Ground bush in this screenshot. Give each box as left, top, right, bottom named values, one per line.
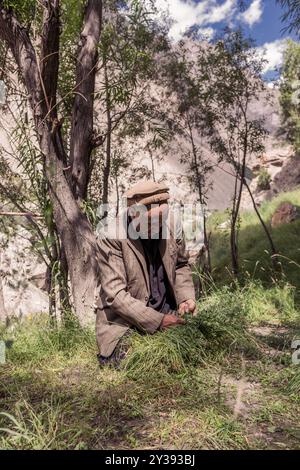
left=257, top=168, right=271, bottom=191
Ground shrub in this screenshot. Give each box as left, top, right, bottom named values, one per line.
left=257, top=168, right=271, bottom=191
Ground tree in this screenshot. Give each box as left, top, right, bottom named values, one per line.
left=0, top=0, right=103, bottom=323
left=277, top=0, right=300, bottom=37
left=163, top=39, right=214, bottom=273
left=0, top=0, right=166, bottom=321
left=94, top=0, right=169, bottom=206
left=198, top=30, right=277, bottom=276
left=279, top=39, right=300, bottom=155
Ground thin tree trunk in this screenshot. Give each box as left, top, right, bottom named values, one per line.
left=0, top=251, right=8, bottom=322
left=230, top=171, right=240, bottom=277
left=102, top=62, right=112, bottom=209
left=243, top=178, right=279, bottom=270
left=58, top=243, right=73, bottom=324
left=48, top=219, right=58, bottom=325
left=202, top=210, right=212, bottom=273
left=230, top=123, right=248, bottom=278
left=187, top=118, right=211, bottom=273
left=149, top=147, right=156, bottom=182
left=115, top=174, right=120, bottom=216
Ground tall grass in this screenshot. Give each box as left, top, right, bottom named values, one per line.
left=0, top=398, right=81, bottom=450
left=122, top=280, right=299, bottom=379
left=3, top=316, right=95, bottom=366
left=0, top=277, right=299, bottom=449
left=123, top=286, right=259, bottom=378
left=208, top=188, right=300, bottom=289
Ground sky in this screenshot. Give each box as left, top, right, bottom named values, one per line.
left=154, top=0, right=299, bottom=80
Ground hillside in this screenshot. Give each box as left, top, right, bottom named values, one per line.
left=208, top=188, right=300, bottom=290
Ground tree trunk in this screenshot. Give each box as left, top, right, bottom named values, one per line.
left=149, top=147, right=156, bottom=182
left=48, top=217, right=58, bottom=325
left=0, top=251, right=8, bottom=323
left=243, top=178, right=279, bottom=270
left=69, top=0, right=102, bottom=200
left=188, top=118, right=211, bottom=273
left=102, top=61, right=112, bottom=206
left=42, top=130, right=100, bottom=324
left=58, top=243, right=73, bottom=323
left=230, top=172, right=240, bottom=277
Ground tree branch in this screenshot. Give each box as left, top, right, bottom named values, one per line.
left=69, top=0, right=102, bottom=200
left=0, top=2, right=43, bottom=122
left=40, top=0, right=60, bottom=117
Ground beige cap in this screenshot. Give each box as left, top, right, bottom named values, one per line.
left=124, top=180, right=170, bottom=207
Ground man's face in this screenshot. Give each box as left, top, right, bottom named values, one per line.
left=145, top=202, right=169, bottom=238
left=129, top=202, right=169, bottom=239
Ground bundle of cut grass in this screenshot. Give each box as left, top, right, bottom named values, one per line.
left=122, top=287, right=258, bottom=379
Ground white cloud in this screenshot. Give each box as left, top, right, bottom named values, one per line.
left=204, top=0, right=237, bottom=23
left=256, top=38, right=289, bottom=74
left=197, top=27, right=216, bottom=40
left=155, top=0, right=238, bottom=41
left=239, top=0, right=263, bottom=27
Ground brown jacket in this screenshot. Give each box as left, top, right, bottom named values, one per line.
left=95, top=221, right=195, bottom=357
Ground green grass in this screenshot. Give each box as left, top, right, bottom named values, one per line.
left=1, top=280, right=300, bottom=450
left=208, top=188, right=300, bottom=290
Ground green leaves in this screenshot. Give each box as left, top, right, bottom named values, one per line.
left=2, top=0, right=37, bottom=23
left=279, top=39, right=300, bottom=155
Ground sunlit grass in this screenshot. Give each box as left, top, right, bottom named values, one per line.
left=0, top=280, right=300, bottom=449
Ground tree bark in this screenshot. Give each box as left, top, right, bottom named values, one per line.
left=69, top=0, right=102, bottom=200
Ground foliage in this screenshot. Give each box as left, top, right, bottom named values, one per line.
left=91, top=0, right=171, bottom=206
left=208, top=188, right=300, bottom=291
left=195, top=29, right=269, bottom=276
left=277, top=0, right=300, bottom=37
left=2, top=0, right=37, bottom=24
left=257, top=168, right=271, bottom=191
left=279, top=39, right=300, bottom=155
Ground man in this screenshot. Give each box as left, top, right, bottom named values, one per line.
left=95, top=181, right=196, bottom=366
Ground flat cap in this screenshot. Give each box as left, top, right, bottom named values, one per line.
left=124, top=180, right=170, bottom=206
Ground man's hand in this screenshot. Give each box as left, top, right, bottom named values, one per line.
left=178, top=299, right=197, bottom=317
left=160, top=314, right=186, bottom=330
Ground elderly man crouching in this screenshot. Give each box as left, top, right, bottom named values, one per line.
left=95, top=181, right=196, bottom=367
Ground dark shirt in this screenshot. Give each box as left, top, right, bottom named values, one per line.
left=140, top=238, right=176, bottom=314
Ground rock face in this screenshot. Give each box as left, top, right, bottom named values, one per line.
left=271, top=202, right=300, bottom=228
left=0, top=229, right=49, bottom=320
left=273, top=156, right=300, bottom=193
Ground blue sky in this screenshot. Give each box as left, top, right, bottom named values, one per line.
left=154, top=0, right=298, bottom=80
